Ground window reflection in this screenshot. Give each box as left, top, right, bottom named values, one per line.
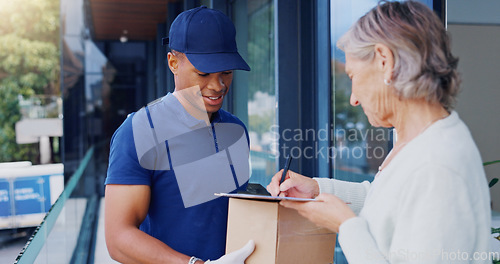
left=233, top=0, right=276, bottom=186
left=331, top=0, right=392, bottom=182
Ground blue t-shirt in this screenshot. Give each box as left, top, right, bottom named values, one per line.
left=105, top=94, right=249, bottom=260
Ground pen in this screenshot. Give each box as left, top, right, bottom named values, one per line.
left=277, top=155, right=292, bottom=196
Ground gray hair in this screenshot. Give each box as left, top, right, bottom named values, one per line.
left=337, top=1, right=460, bottom=111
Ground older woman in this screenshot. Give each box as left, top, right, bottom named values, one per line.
left=267, top=1, right=491, bottom=263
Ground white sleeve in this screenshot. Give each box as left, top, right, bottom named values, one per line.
left=314, top=177, right=371, bottom=215
left=338, top=165, right=480, bottom=264
left=339, top=217, right=389, bottom=264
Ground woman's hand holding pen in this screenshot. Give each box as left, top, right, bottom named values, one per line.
left=266, top=169, right=320, bottom=198
left=266, top=169, right=355, bottom=233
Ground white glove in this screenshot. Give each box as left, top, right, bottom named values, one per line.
left=205, top=240, right=255, bottom=264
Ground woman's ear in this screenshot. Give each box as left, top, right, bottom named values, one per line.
left=374, top=43, right=394, bottom=80
left=167, top=52, right=179, bottom=75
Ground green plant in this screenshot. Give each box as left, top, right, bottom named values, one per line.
left=0, top=0, right=60, bottom=163
left=491, top=178, right=499, bottom=188
left=493, top=228, right=500, bottom=240
left=484, top=160, right=500, bottom=188
left=484, top=160, right=500, bottom=264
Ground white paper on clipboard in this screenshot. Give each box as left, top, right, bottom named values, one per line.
left=214, top=192, right=318, bottom=202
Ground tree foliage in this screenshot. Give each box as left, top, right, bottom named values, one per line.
left=0, top=0, right=60, bottom=162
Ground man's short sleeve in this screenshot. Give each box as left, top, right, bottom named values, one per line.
left=105, top=113, right=152, bottom=186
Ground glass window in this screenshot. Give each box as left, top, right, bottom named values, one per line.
left=330, top=0, right=393, bottom=183
left=232, top=0, right=276, bottom=187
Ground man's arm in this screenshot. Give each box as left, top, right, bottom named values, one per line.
left=105, top=184, right=199, bottom=264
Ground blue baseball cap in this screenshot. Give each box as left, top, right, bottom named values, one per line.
left=163, top=6, right=250, bottom=73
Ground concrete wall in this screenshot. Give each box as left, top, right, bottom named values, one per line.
left=447, top=0, right=500, bottom=25
left=447, top=24, right=500, bottom=211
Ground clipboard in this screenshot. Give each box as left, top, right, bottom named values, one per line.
left=214, top=192, right=317, bottom=202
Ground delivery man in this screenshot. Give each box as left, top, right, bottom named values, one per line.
left=105, top=6, right=254, bottom=264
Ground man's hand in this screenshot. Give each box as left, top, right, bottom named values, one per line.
left=266, top=169, right=320, bottom=198
left=205, top=240, right=255, bottom=264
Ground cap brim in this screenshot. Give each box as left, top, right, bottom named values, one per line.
left=185, top=52, right=251, bottom=73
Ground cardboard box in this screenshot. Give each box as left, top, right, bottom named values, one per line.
left=226, top=198, right=336, bottom=264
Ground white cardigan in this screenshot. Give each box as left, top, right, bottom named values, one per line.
left=315, top=111, right=492, bottom=263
